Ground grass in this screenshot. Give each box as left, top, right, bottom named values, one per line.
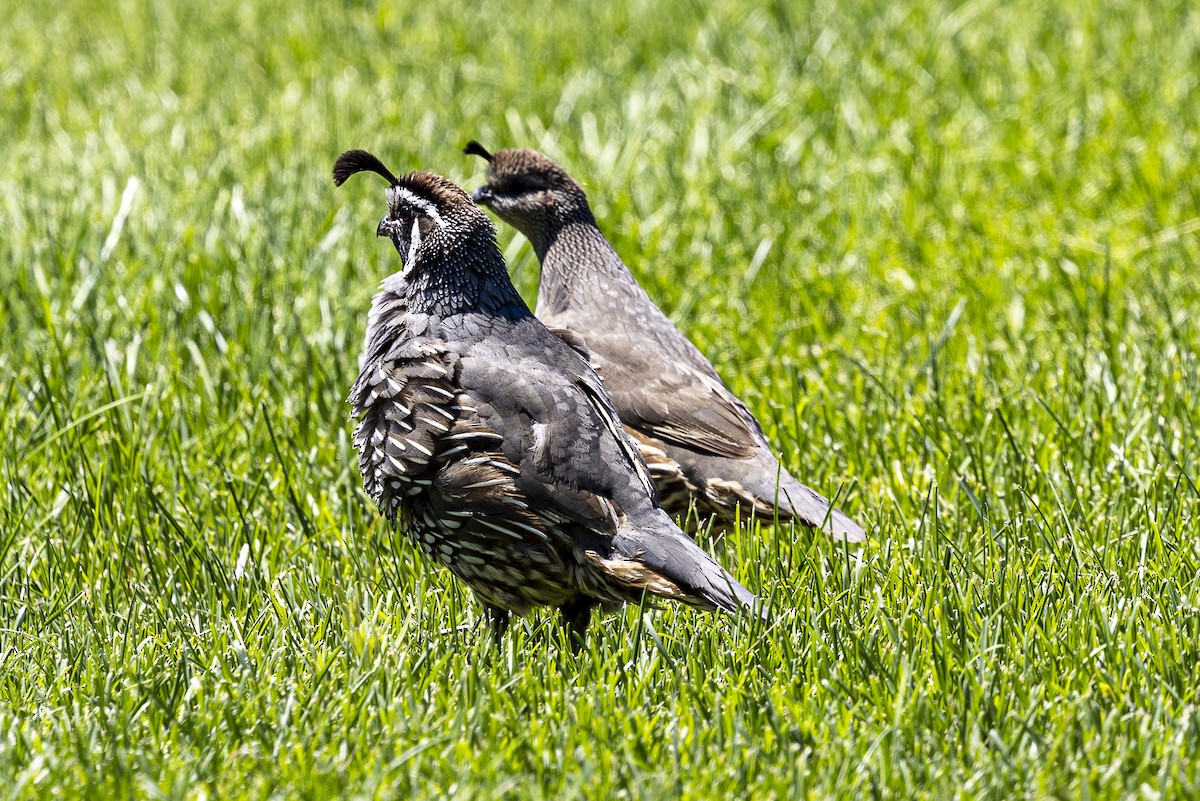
left=2, top=0, right=1199, bottom=797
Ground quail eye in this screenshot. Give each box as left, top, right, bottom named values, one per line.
left=502, top=179, right=541, bottom=196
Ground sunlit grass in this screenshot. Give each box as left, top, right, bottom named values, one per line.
left=2, top=0, right=1199, bottom=797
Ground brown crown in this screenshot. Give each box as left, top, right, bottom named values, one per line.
left=399, top=171, right=474, bottom=208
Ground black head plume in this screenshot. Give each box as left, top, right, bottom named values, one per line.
left=333, top=149, right=401, bottom=187
left=462, top=141, right=494, bottom=162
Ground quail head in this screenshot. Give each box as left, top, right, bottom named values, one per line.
left=333, top=149, right=759, bottom=647
left=465, top=142, right=865, bottom=544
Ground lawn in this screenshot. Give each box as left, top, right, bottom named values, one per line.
left=2, top=0, right=1199, bottom=797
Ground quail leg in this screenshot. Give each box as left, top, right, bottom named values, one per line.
left=483, top=604, right=511, bottom=642
left=559, top=598, right=593, bottom=654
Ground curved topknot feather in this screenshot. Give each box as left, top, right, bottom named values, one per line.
left=333, top=149, right=400, bottom=187
left=462, top=141, right=494, bottom=162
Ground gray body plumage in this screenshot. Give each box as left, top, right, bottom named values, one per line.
left=467, top=145, right=865, bottom=543
left=335, top=151, right=758, bottom=641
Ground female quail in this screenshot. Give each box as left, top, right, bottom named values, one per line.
left=464, top=143, right=865, bottom=543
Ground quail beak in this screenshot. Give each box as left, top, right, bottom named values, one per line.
left=376, top=216, right=408, bottom=258
left=471, top=185, right=494, bottom=205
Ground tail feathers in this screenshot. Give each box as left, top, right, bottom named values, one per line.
left=608, top=511, right=760, bottom=615
left=778, top=474, right=867, bottom=545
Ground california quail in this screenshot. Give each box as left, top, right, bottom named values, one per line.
left=333, top=149, right=760, bottom=646
left=464, top=143, right=865, bottom=544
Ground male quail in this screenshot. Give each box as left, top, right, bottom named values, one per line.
left=464, top=143, right=865, bottom=544
left=333, top=149, right=759, bottom=645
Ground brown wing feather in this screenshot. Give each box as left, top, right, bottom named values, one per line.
left=546, top=323, right=757, bottom=459
left=348, top=353, right=457, bottom=508
left=605, top=363, right=757, bottom=459
left=350, top=344, right=577, bottom=612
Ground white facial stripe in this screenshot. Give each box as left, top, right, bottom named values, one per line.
left=406, top=217, right=421, bottom=268
left=386, top=186, right=445, bottom=228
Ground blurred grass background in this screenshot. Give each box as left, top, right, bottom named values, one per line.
left=2, top=0, right=1199, bottom=797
